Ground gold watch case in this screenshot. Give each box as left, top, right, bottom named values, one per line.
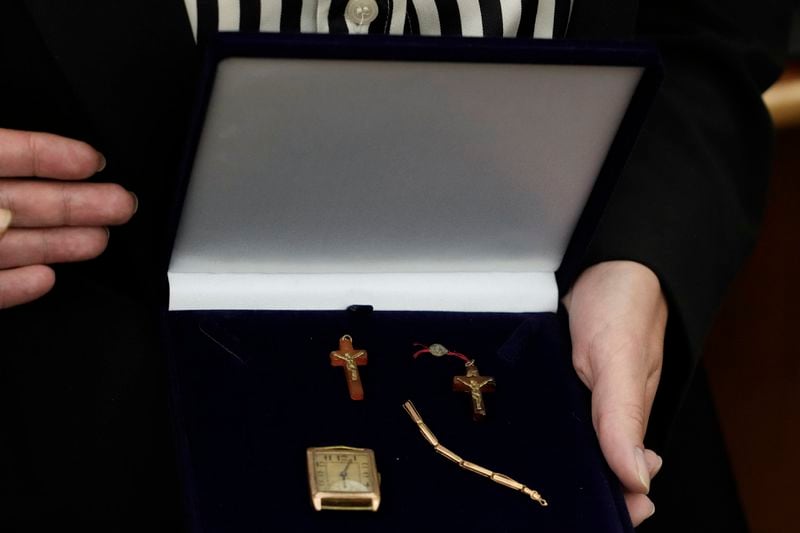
left=307, top=446, right=381, bottom=511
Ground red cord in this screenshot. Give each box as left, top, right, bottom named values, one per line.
left=412, top=343, right=471, bottom=363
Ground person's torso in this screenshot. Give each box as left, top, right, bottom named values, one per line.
left=184, top=0, right=574, bottom=41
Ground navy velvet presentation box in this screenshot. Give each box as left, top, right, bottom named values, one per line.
left=164, top=33, right=660, bottom=532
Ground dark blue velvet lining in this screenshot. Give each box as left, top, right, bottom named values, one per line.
left=165, top=309, right=633, bottom=532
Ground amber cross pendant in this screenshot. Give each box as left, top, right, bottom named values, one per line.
left=453, top=362, right=495, bottom=421
left=330, top=335, right=368, bottom=400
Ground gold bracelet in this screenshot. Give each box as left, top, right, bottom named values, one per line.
left=402, top=400, right=548, bottom=507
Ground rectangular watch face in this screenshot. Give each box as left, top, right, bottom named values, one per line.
left=307, top=447, right=381, bottom=511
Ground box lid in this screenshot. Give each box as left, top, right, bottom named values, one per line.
left=167, top=34, right=660, bottom=312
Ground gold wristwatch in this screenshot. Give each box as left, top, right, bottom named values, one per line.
left=307, top=446, right=381, bottom=511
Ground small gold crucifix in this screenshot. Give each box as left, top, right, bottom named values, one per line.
left=330, top=335, right=368, bottom=400
left=453, top=362, right=495, bottom=421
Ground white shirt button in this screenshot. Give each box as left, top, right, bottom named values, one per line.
left=345, top=0, right=379, bottom=26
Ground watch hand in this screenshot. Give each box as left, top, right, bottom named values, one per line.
left=339, top=459, right=353, bottom=482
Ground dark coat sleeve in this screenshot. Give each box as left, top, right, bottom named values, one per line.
left=579, top=1, right=796, bottom=363
left=572, top=1, right=797, bottom=441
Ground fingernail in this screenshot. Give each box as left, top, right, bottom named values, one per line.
left=97, top=154, right=107, bottom=173
left=647, top=500, right=656, bottom=519
left=130, top=192, right=139, bottom=214
left=651, top=453, right=664, bottom=477
left=635, top=447, right=651, bottom=492
left=104, top=226, right=110, bottom=238
left=0, top=208, right=12, bottom=233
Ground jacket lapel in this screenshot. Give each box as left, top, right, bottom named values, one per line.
left=22, top=0, right=198, bottom=157
left=22, top=0, right=202, bottom=291
left=567, top=0, right=637, bottom=39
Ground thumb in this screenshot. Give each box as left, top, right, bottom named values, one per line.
left=589, top=342, right=651, bottom=494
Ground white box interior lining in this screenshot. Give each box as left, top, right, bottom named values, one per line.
left=168, top=58, right=643, bottom=312
left=168, top=272, right=558, bottom=312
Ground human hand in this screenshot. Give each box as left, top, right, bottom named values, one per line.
left=563, top=260, right=667, bottom=527
left=0, top=128, right=138, bottom=309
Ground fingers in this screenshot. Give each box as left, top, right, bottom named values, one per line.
left=0, top=180, right=137, bottom=227
left=0, top=227, right=109, bottom=269
left=0, top=264, right=55, bottom=309
left=0, top=128, right=105, bottom=180
left=0, top=130, right=134, bottom=309
left=624, top=492, right=656, bottom=527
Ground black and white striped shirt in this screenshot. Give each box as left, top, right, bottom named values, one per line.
left=186, top=0, right=573, bottom=41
